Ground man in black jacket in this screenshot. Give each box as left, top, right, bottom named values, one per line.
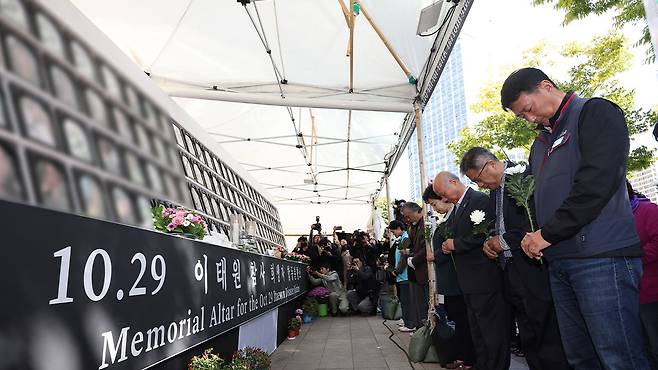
left=461, top=147, right=569, bottom=370
left=433, top=172, right=507, bottom=370
left=346, top=257, right=378, bottom=315
left=502, top=67, right=648, bottom=369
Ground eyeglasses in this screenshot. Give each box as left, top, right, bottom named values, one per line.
left=473, top=160, right=492, bottom=184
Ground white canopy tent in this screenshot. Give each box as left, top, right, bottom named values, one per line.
left=70, top=0, right=473, bottom=237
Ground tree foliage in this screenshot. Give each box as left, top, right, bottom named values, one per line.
left=449, top=32, right=656, bottom=174
left=532, top=0, right=655, bottom=62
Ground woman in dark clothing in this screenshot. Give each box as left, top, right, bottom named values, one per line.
left=628, top=182, right=658, bottom=369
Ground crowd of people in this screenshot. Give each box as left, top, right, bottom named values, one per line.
left=298, top=68, right=658, bottom=370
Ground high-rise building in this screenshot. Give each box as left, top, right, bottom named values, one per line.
left=408, top=39, right=467, bottom=200
left=629, top=162, right=658, bottom=203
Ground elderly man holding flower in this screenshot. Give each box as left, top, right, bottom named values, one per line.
left=433, top=172, right=507, bottom=370
left=461, top=147, right=569, bottom=370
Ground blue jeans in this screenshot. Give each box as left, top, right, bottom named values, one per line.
left=549, top=257, right=650, bottom=370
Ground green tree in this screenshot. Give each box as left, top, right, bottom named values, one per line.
left=449, top=32, right=656, bottom=173
left=375, top=196, right=390, bottom=224
left=532, top=0, right=655, bottom=62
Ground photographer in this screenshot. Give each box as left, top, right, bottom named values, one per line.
left=308, top=263, right=349, bottom=315
left=292, top=236, right=310, bottom=256
left=308, top=216, right=323, bottom=248
left=346, top=257, right=379, bottom=315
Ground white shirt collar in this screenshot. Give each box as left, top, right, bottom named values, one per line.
left=456, top=188, right=468, bottom=207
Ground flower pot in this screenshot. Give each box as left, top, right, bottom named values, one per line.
left=181, top=233, right=197, bottom=240
left=302, top=314, right=313, bottom=323
left=317, top=303, right=328, bottom=317
left=287, top=329, right=299, bottom=339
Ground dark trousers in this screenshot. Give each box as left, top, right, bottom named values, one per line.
left=398, top=281, right=418, bottom=329
left=464, top=290, right=510, bottom=370
left=640, top=301, right=658, bottom=370
left=444, top=294, right=476, bottom=366
left=412, top=282, right=429, bottom=328
left=505, top=252, right=570, bottom=370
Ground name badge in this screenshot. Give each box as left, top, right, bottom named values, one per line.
left=549, top=130, right=570, bottom=156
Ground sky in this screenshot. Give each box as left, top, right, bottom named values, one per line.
left=387, top=0, right=658, bottom=202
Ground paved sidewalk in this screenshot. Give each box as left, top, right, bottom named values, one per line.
left=270, top=315, right=529, bottom=370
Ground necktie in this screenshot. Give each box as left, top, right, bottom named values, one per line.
left=496, top=170, right=513, bottom=269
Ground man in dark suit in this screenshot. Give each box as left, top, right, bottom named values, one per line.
left=433, top=171, right=507, bottom=370
left=461, top=147, right=570, bottom=370
left=400, top=202, right=429, bottom=328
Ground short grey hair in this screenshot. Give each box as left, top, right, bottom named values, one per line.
left=460, top=147, right=497, bottom=174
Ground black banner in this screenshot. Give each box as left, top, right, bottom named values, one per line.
left=0, top=200, right=307, bottom=370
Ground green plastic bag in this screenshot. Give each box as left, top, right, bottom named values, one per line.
left=423, top=344, right=439, bottom=363
left=383, top=297, right=400, bottom=320
left=409, top=321, right=432, bottom=362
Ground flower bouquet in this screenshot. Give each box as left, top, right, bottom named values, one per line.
left=505, top=163, right=536, bottom=232
left=231, top=347, right=271, bottom=370
left=505, top=163, right=542, bottom=264
left=284, top=252, right=311, bottom=264
left=273, top=245, right=288, bottom=259
left=188, top=348, right=226, bottom=370
left=470, top=210, right=490, bottom=237
left=153, top=205, right=208, bottom=240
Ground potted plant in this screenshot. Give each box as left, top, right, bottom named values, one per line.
left=302, top=298, right=318, bottom=323
left=288, top=316, right=302, bottom=339
left=307, top=286, right=331, bottom=317
left=231, top=347, right=271, bottom=370
left=188, top=348, right=226, bottom=370
left=152, top=205, right=208, bottom=240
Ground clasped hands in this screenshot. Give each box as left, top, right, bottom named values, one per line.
left=521, top=230, right=551, bottom=259
left=479, top=230, right=550, bottom=260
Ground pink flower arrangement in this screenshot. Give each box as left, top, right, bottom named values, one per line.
left=273, top=245, right=288, bottom=259
left=152, top=205, right=208, bottom=239
left=307, top=286, right=331, bottom=299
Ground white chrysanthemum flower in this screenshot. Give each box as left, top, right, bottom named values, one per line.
left=183, top=220, right=191, bottom=227
left=470, top=210, right=486, bottom=225
left=504, top=163, right=527, bottom=175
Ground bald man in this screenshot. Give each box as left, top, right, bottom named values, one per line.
left=433, top=172, right=508, bottom=370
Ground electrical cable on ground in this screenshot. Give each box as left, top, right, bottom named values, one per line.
left=382, top=319, right=416, bottom=369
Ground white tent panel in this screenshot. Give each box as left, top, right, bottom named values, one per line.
left=70, top=0, right=473, bottom=234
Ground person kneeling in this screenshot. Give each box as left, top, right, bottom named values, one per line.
left=346, top=257, right=379, bottom=315
left=308, top=263, right=349, bottom=315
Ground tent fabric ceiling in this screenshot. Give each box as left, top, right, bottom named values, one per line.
left=70, top=0, right=472, bottom=233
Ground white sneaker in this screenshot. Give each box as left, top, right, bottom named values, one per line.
left=396, top=319, right=404, bottom=326
left=398, top=326, right=415, bottom=332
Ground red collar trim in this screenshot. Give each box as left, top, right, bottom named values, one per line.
left=551, top=93, right=576, bottom=131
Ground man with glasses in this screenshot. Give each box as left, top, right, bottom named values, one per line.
left=461, top=147, right=570, bottom=370
left=501, top=67, right=648, bottom=369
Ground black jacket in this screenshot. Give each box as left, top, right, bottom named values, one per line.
left=432, top=215, right=462, bottom=296
left=450, top=188, right=503, bottom=294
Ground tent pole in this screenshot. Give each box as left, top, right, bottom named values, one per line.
left=385, top=175, right=393, bottom=224
left=357, top=1, right=415, bottom=83
left=348, top=0, right=356, bottom=91
left=414, top=100, right=436, bottom=327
